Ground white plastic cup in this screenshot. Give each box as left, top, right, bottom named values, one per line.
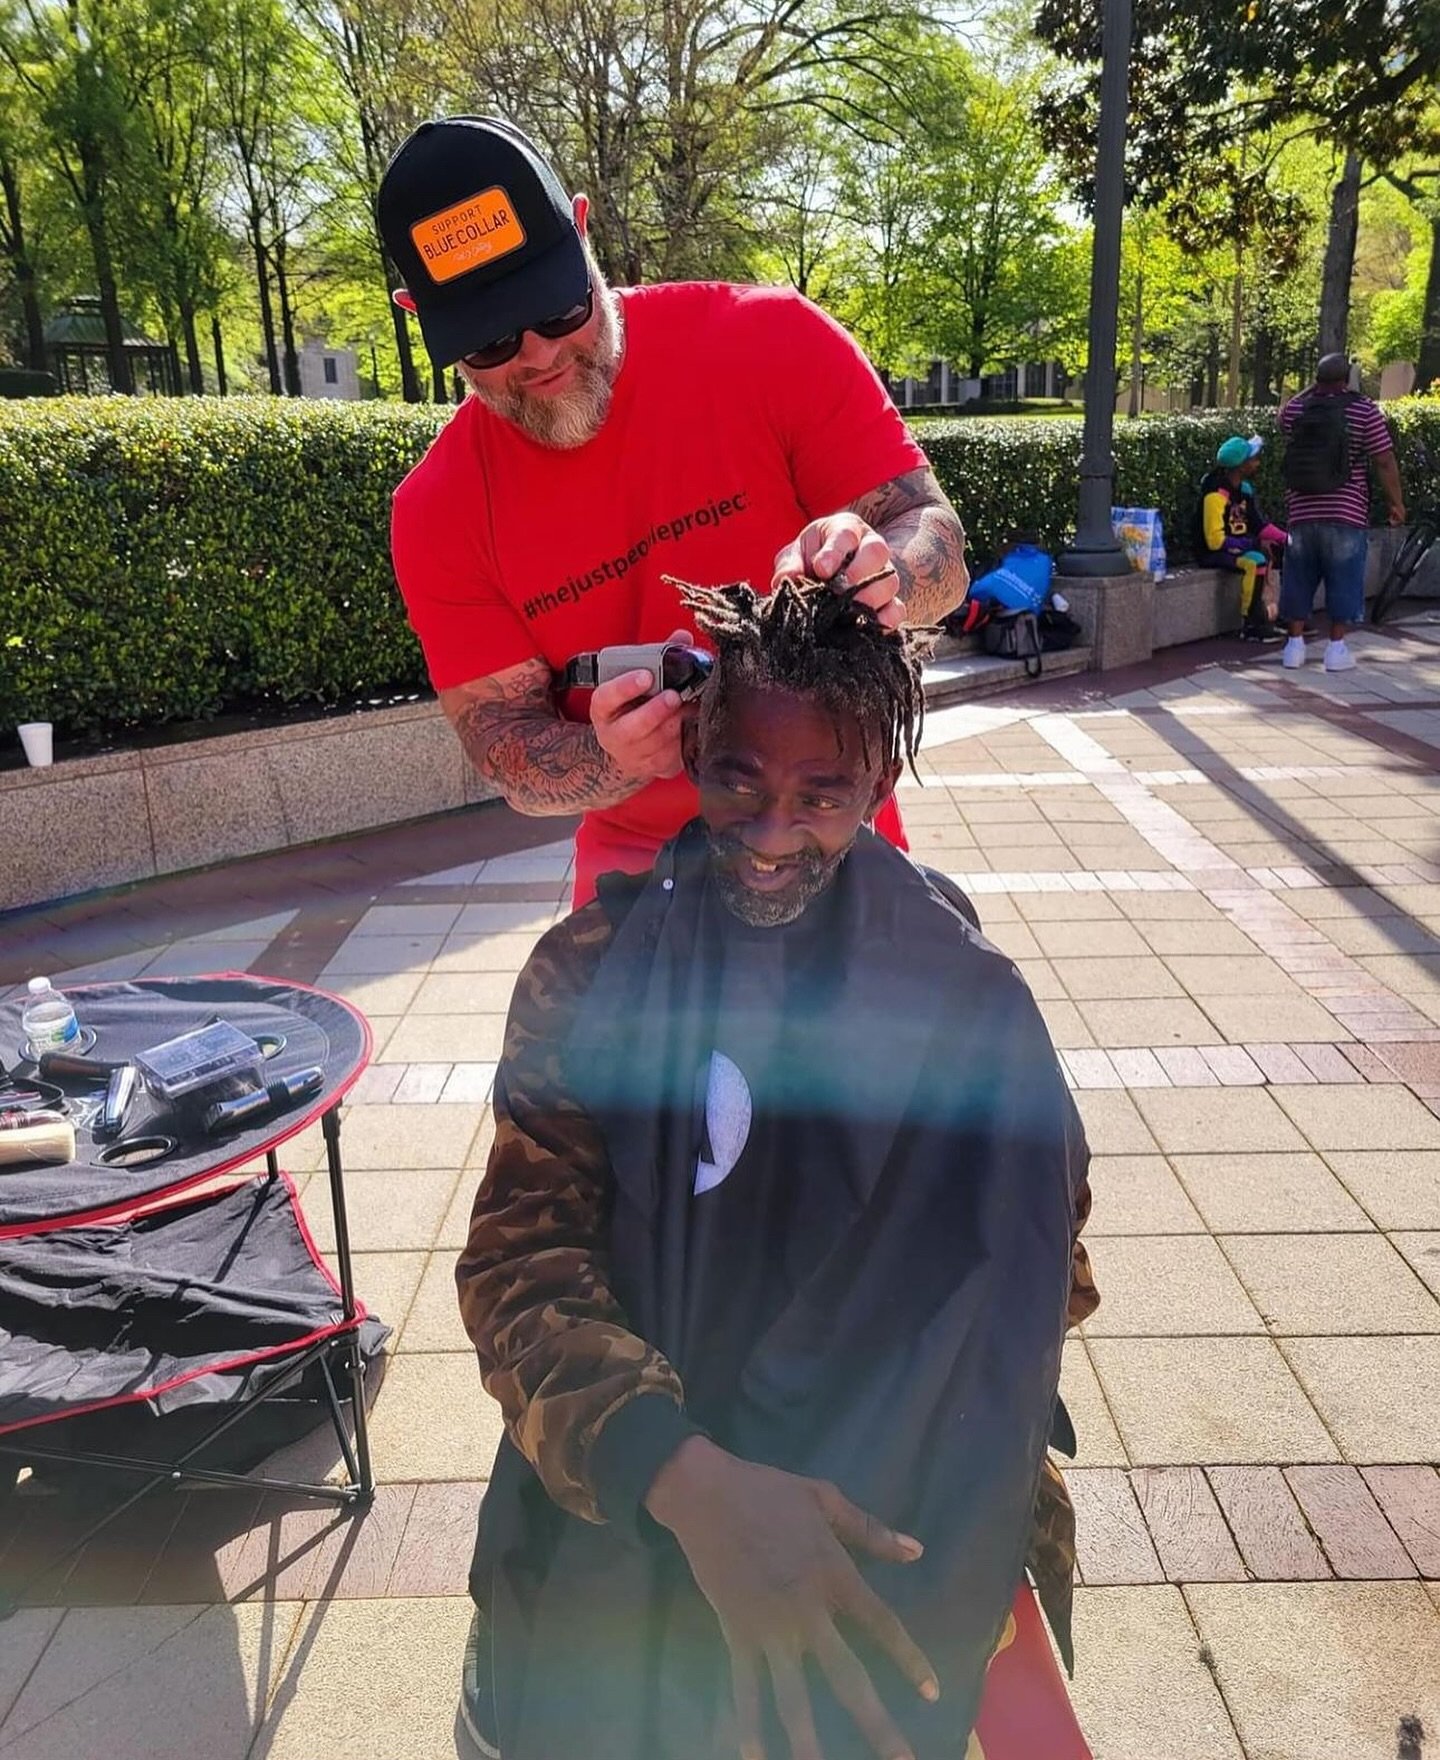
left=17, top=722, right=53, bottom=768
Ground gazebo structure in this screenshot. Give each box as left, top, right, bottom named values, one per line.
left=45, top=296, right=181, bottom=396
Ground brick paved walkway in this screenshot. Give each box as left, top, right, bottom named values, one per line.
left=4, top=618, right=1440, bottom=1758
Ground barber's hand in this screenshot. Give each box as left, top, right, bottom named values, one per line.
left=590, top=627, right=690, bottom=784
left=646, top=1436, right=937, bottom=1760
left=773, top=516, right=905, bottom=630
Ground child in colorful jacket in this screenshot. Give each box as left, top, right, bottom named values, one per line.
left=1197, top=435, right=1288, bottom=639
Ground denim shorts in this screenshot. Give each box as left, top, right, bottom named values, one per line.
left=1279, top=521, right=1368, bottom=626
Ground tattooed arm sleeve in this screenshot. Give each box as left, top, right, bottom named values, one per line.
left=849, top=466, right=970, bottom=626
left=456, top=906, right=697, bottom=1525
left=439, top=658, right=646, bottom=816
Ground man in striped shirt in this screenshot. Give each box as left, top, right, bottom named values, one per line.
left=1278, top=353, right=1406, bottom=672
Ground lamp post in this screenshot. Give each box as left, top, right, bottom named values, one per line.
left=1058, top=0, right=1134, bottom=577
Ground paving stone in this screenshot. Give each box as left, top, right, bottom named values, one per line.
left=1130, top=1466, right=1247, bottom=1583
left=2, top=1600, right=305, bottom=1760
left=390, top=1063, right=450, bottom=1103
left=1326, top=1150, right=1440, bottom=1228
left=1074, top=1090, right=1161, bottom=1155
left=1284, top=1336, right=1440, bottom=1462
left=1270, top=1082, right=1440, bottom=1150
left=300, top=1483, right=418, bottom=1599
left=329, top=1103, right=489, bottom=1169
left=1283, top=1465, right=1417, bottom=1579
left=1029, top=918, right=1151, bottom=959
left=453, top=901, right=559, bottom=934
left=1132, top=1087, right=1307, bottom=1155
left=1169, top=1152, right=1372, bottom=1233
left=1014, top=957, right=1066, bottom=999
left=1015, top=889, right=1123, bottom=921
left=386, top=1479, right=486, bottom=1596
left=300, top=1169, right=459, bottom=1253
left=1035, top=997, right=1096, bottom=1047
left=1083, top=1236, right=1263, bottom=1336
left=315, top=970, right=425, bottom=1015
left=319, top=934, right=445, bottom=977
left=1198, top=994, right=1356, bottom=1044
left=1063, top=1048, right=1122, bottom=1088
left=1197, top=1046, right=1266, bottom=1085
left=1077, top=998, right=1224, bottom=1048
left=1292, top=1042, right=1365, bottom=1083
left=1052, top=956, right=1185, bottom=1000
left=1068, top=1468, right=1165, bottom=1583
left=438, top=1062, right=497, bottom=1103
left=1155, top=1045, right=1221, bottom=1084
left=1361, top=1466, right=1440, bottom=1575
left=397, top=1251, right=469, bottom=1352
left=1184, top=1581, right=1440, bottom=1760
left=364, top=1352, right=505, bottom=1481
left=1224, top=1233, right=1440, bottom=1335
left=380, top=1013, right=508, bottom=1064
left=972, top=918, right=1042, bottom=961
left=1089, top=1337, right=1337, bottom=1465
left=251, top=1596, right=475, bottom=1760
left=0, top=1607, right=64, bottom=1724
left=1367, top=1039, right=1440, bottom=1084
left=1206, top=1465, right=1332, bottom=1581
left=1065, top=1585, right=1245, bottom=1760
left=409, top=969, right=523, bottom=1013
left=1087, top=1155, right=1206, bottom=1235
left=430, top=930, right=545, bottom=973
left=1059, top=1338, right=1129, bottom=1466
left=1136, top=919, right=1264, bottom=957
left=1163, top=956, right=1307, bottom=998
left=349, top=903, right=464, bottom=937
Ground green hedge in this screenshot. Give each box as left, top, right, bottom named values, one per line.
left=4, top=395, right=1439, bottom=741
left=1, top=398, right=446, bottom=737
left=913, top=402, right=1440, bottom=573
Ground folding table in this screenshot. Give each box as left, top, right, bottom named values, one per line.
left=0, top=974, right=383, bottom=1612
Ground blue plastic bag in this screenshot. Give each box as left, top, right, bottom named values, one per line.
left=969, top=543, right=1054, bottom=613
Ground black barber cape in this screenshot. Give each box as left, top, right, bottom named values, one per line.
left=473, top=824, right=1087, bottom=1760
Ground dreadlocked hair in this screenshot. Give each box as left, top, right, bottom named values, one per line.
left=671, top=573, right=935, bottom=779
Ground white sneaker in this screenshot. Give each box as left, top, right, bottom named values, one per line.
left=1281, top=636, right=1307, bottom=669
left=1324, top=640, right=1357, bottom=673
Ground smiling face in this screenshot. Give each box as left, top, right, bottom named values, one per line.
left=692, top=681, right=900, bottom=928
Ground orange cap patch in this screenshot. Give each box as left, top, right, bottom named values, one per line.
left=410, top=187, right=526, bottom=284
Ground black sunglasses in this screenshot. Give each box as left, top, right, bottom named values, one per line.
left=460, top=288, right=594, bottom=371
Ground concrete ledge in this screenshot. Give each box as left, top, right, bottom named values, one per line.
left=0, top=700, right=500, bottom=913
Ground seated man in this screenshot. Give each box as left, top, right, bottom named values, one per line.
left=1197, top=434, right=1288, bottom=640
left=456, top=577, right=1098, bottom=1760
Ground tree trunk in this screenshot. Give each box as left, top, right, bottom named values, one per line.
left=1252, top=324, right=1274, bottom=406
left=0, top=154, right=47, bottom=371
left=1318, top=151, right=1362, bottom=359
left=249, top=219, right=281, bottom=393
left=1227, top=248, right=1243, bottom=407
left=1417, top=213, right=1440, bottom=392
left=180, top=304, right=204, bottom=394
left=432, top=359, right=447, bottom=402
left=1128, top=258, right=1143, bottom=417
left=386, top=265, right=422, bottom=402
left=211, top=314, right=228, bottom=395
left=272, top=230, right=301, bottom=396
left=79, top=163, right=132, bottom=392
left=1205, top=328, right=1220, bottom=406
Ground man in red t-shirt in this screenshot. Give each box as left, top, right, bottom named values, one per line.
left=377, top=117, right=969, bottom=907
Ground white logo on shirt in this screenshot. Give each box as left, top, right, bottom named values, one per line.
left=694, top=1052, right=753, bottom=1194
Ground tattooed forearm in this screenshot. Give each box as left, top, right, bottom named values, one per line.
left=849, top=467, right=969, bottom=625
left=439, top=661, right=644, bottom=816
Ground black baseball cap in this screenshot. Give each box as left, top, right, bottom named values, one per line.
left=377, top=117, right=589, bottom=369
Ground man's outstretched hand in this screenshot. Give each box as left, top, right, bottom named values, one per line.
left=644, top=1436, right=938, bottom=1760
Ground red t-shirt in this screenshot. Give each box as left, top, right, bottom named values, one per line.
left=391, top=281, right=927, bottom=903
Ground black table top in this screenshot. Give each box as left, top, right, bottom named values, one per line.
left=0, top=974, right=369, bottom=1236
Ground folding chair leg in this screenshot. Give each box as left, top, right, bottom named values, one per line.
left=323, top=1106, right=375, bottom=1503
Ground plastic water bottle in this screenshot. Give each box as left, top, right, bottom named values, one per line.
left=22, top=977, right=80, bottom=1053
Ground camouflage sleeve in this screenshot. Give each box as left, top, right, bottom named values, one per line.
left=1065, top=1093, right=1099, bottom=1330
left=455, top=901, right=693, bottom=1526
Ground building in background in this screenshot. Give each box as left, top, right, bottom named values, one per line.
left=298, top=340, right=360, bottom=400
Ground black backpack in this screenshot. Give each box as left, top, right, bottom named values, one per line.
left=1283, top=392, right=1358, bottom=495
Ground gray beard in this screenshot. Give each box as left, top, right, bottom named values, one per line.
left=470, top=289, right=622, bottom=449
left=707, top=835, right=850, bottom=928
